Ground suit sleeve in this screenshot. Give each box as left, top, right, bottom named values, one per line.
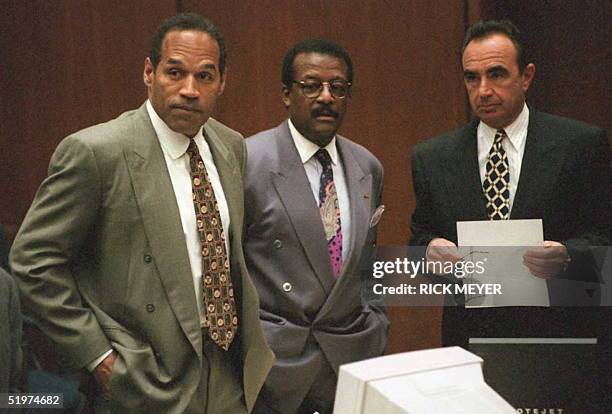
left=567, top=128, right=611, bottom=245
left=7, top=270, right=23, bottom=393
left=409, top=147, right=440, bottom=247
left=9, top=136, right=111, bottom=371
left=562, top=129, right=611, bottom=280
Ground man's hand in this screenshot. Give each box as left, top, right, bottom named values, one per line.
left=523, top=241, right=568, bottom=279
left=426, top=238, right=462, bottom=275
left=93, top=351, right=117, bottom=397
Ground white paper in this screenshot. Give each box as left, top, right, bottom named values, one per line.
left=456, top=219, right=549, bottom=307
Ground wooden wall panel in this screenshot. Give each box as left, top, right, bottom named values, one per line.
left=479, top=0, right=611, bottom=133
left=0, top=0, right=176, bottom=240
left=184, top=0, right=471, bottom=352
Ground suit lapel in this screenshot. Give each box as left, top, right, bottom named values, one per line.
left=124, top=105, right=202, bottom=359
left=336, top=137, right=370, bottom=278
left=203, top=122, right=243, bottom=244
left=447, top=121, right=489, bottom=221
left=271, top=122, right=335, bottom=293
left=511, top=110, right=564, bottom=219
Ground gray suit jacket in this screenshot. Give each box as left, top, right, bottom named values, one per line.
left=10, top=104, right=274, bottom=413
left=244, top=121, right=389, bottom=413
left=0, top=267, right=22, bottom=394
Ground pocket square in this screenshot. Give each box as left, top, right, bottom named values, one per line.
left=369, top=205, right=385, bottom=228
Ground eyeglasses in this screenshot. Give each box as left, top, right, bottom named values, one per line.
left=292, top=79, right=352, bottom=99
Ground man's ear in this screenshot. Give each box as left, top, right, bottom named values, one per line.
left=218, top=70, right=227, bottom=96
left=143, top=57, right=155, bottom=87
left=521, top=63, right=536, bottom=93
left=281, top=84, right=291, bottom=109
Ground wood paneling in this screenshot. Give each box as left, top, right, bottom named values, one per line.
left=0, top=0, right=176, bottom=239
left=478, top=0, right=611, bottom=133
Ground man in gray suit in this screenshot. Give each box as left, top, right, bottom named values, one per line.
left=244, top=39, right=389, bottom=414
left=10, top=13, right=273, bottom=413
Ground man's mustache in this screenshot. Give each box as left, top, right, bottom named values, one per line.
left=311, top=107, right=338, bottom=118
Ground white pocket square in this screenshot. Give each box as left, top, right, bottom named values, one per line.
left=369, top=205, right=385, bottom=228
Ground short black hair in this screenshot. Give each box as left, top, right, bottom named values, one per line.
left=462, top=19, right=526, bottom=72
left=150, top=13, right=226, bottom=74
left=282, top=38, right=353, bottom=87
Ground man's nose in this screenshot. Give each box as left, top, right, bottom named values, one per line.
left=478, top=78, right=493, bottom=97
left=316, top=83, right=334, bottom=104
left=180, top=76, right=199, bottom=99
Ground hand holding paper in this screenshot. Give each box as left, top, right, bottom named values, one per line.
left=426, top=238, right=462, bottom=272
left=523, top=241, right=568, bottom=279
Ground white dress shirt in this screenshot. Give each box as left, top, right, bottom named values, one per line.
left=477, top=103, right=529, bottom=215
left=288, top=119, right=351, bottom=262
left=146, top=100, right=231, bottom=325
left=87, top=101, right=231, bottom=371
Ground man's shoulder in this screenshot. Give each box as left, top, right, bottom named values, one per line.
left=244, top=123, right=286, bottom=161
left=60, top=106, right=149, bottom=153
left=246, top=124, right=283, bottom=145
left=206, top=117, right=244, bottom=142
left=414, top=122, right=475, bottom=157
left=337, top=134, right=382, bottom=173
left=531, top=111, right=604, bottom=141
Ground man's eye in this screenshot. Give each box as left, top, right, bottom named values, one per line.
left=302, top=83, right=321, bottom=93
left=168, top=69, right=181, bottom=77
left=198, top=72, right=214, bottom=80
left=330, top=82, right=349, bottom=95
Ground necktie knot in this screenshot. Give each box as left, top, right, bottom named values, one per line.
left=186, top=138, right=199, bottom=158
left=314, top=148, right=332, bottom=169
left=494, top=129, right=507, bottom=145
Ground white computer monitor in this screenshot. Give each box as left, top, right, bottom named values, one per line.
left=334, top=346, right=515, bottom=414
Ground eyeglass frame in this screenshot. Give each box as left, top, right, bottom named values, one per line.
left=291, top=79, right=352, bottom=99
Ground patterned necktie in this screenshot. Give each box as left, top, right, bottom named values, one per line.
left=483, top=129, right=510, bottom=220
left=314, top=148, right=343, bottom=278
left=186, top=138, right=237, bottom=351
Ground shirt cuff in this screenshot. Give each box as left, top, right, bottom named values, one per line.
left=87, top=349, right=114, bottom=372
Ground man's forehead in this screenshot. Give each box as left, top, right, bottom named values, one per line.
left=294, top=53, right=348, bottom=75
left=462, top=34, right=517, bottom=68
left=161, top=30, right=219, bottom=58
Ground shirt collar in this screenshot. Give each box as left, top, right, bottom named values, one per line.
left=478, top=103, right=529, bottom=150
left=287, top=118, right=339, bottom=165
left=146, top=100, right=204, bottom=159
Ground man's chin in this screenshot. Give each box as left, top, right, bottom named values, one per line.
left=165, top=116, right=204, bottom=137
left=477, top=112, right=506, bottom=129
left=168, top=123, right=200, bottom=138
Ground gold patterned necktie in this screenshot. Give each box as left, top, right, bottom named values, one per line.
left=186, top=138, right=237, bottom=351
left=483, top=129, right=510, bottom=220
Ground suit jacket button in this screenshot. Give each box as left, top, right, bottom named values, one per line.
left=273, top=239, right=282, bottom=249
left=282, top=282, right=292, bottom=292
left=146, top=303, right=155, bottom=313
left=144, top=254, right=152, bottom=263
